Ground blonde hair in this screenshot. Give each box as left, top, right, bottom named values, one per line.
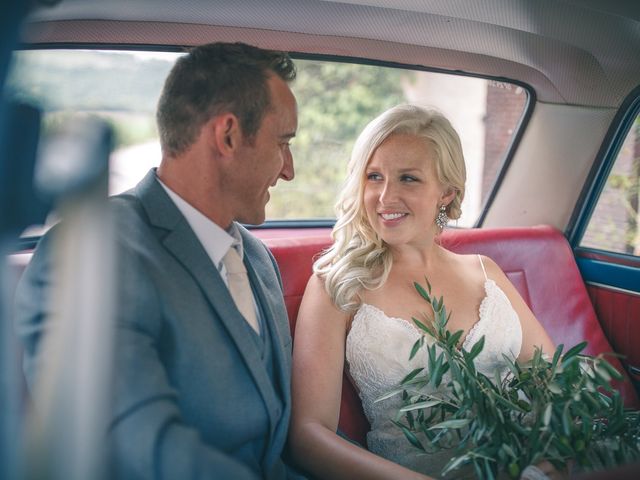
left=314, top=105, right=466, bottom=311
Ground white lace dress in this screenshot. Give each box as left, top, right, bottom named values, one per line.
left=345, top=256, right=522, bottom=478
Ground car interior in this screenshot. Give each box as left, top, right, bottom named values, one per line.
left=1, top=1, right=639, bottom=478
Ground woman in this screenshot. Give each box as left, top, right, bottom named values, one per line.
left=289, top=105, right=556, bottom=479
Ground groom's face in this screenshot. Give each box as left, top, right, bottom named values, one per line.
left=231, top=74, right=298, bottom=225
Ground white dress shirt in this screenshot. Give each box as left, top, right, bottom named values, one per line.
left=157, top=177, right=261, bottom=329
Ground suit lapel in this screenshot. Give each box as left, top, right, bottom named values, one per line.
left=134, top=170, right=281, bottom=432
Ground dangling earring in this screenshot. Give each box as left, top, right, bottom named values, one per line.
left=435, top=204, right=448, bottom=230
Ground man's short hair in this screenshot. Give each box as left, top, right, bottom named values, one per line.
left=156, top=42, right=296, bottom=157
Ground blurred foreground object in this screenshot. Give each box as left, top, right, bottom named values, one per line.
left=23, top=117, right=116, bottom=480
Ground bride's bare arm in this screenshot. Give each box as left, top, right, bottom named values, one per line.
left=289, top=274, right=431, bottom=480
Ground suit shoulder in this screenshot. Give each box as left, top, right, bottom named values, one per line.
left=109, top=190, right=146, bottom=222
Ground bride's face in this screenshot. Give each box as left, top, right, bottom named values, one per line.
left=363, top=133, right=449, bottom=248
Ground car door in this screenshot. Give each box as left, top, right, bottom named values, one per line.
left=571, top=90, right=640, bottom=391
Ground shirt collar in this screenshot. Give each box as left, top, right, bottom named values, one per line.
left=156, top=176, right=244, bottom=268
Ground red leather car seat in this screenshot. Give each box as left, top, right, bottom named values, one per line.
left=260, top=225, right=640, bottom=446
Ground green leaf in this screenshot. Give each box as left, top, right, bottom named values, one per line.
left=595, top=365, right=612, bottom=383
left=428, top=419, right=471, bottom=430
left=406, top=410, right=415, bottom=429
left=425, top=277, right=432, bottom=294
left=502, top=354, right=520, bottom=377
left=441, top=453, right=472, bottom=475
left=400, top=399, right=443, bottom=412
left=562, top=341, right=588, bottom=363
left=399, top=424, right=425, bottom=451
left=433, top=296, right=443, bottom=313
left=562, top=407, right=572, bottom=436
left=375, top=387, right=406, bottom=403
left=449, top=329, right=464, bottom=348
left=484, top=457, right=497, bottom=480
left=400, top=375, right=429, bottom=388
left=552, top=344, right=564, bottom=369
left=400, top=367, right=424, bottom=385
left=543, top=403, right=552, bottom=426
left=409, top=336, right=424, bottom=361
left=493, top=393, right=527, bottom=413
left=468, top=335, right=486, bottom=361
left=427, top=344, right=436, bottom=370
left=414, top=281, right=431, bottom=303
left=599, top=359, right=623, bottom=381
left=548, top=382, right=562, bottom=395
left=412, top=317, right=434, bottom=337
left=430, top=358, right=443, bottom=388
left=502, top=443, right=517, bottom=459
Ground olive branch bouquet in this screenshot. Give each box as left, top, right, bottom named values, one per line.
left=380, top=279, right=640, bottom=479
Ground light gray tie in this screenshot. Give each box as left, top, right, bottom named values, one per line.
left=222, top=247, right=260, bottom=334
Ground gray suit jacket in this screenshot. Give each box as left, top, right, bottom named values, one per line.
left=16, top=169, right=301, bottom=479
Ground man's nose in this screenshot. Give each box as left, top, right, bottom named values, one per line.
left=279, top=147, right=294, bottom=181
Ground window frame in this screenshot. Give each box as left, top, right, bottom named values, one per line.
left=568, top=85, right=640, bottom=294
left=569, top=85, right=640, bottom=253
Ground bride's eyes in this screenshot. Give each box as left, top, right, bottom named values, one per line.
left=366, top=172, right=421, bottom=183
left=400, top=174, right=419, bottom=183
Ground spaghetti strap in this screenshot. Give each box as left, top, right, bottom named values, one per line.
left=478, top=254, right=488, bottom=280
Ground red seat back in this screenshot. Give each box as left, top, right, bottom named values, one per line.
left=259, top=225, right=640, bottom=446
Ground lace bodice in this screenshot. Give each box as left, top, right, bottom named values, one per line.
left=345, top=261, right=522, bottom=478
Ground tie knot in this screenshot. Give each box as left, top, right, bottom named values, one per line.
left=223, top=247, right=246, bottom=275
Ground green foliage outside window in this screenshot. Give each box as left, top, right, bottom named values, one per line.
left=582, top=116, right=640, bottom=256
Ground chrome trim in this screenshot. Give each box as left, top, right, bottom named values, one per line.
left=586, top=281, right=640, bottom=298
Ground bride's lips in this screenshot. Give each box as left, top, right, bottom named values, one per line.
left=378, top=212, right=408, bottom=225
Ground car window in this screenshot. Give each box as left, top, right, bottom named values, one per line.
left=7, top=49, right=528, bottom=230
left=580, top=113, right=640, bottom=256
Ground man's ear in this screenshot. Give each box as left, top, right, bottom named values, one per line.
left=210, top=113, right=241, bottom=156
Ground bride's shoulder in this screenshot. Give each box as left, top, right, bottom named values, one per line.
left=440, top=247, right=481, bottom=266
left=303, top=273, right=331, bottom=301
left=306, top=272, right=325, bottom=289
left=439, top=250, right=506, bottom=285
left=302, top=273, right=348, bottom=313
left=441, top=248, right=501, bottom=268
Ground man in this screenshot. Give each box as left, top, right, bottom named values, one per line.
left=16, top=42, right=302, bottom=479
